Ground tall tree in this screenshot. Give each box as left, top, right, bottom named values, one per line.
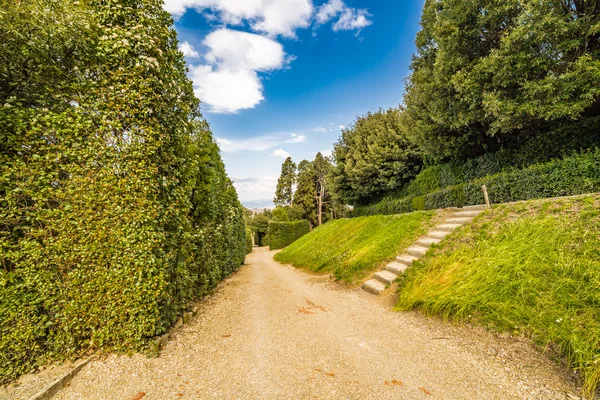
left=274, top=156, right=296, bottom=206
left=313, top=152, right=332, bottom=226
left=403, top=0, right=600, bottom=161
left=293, top=159, right=317, bottom=227
left=331, top=109, right=423, bottom=205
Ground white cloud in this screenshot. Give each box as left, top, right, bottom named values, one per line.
left=287, top=133, right=306, bottom=143
left=315, top=0, right=372, bottom=33
left=190, top=29, right=291, bottom=113
left=316, top=0, right=344, bottom=24
left=178, top=41, right=200, bottom=58
left=163, top=0, right=313, bottom=38
left=321, top=149, right=333, bottom=158
left=313, top=126, right=328, bottom=132
left=216, top=132, right=306, bottom=152
left=273, top=148, right=291, bottom=159
left=203, top=29, right=287, bottom=70
left=232, top=176, right=278, bottom=202
left=339, top=124, right=345, bottom=130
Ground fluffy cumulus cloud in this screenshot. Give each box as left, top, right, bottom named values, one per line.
left=178, top=41, right=199, bottom=58
left=216, top=132, right=306, bottom=152
left=168, top=1, right=372, bottom=112
left=190, top=29, right=290, bottom=113
left=164, top=0, right=313, bottom=38
left=316, top=0, right=371, bottom=33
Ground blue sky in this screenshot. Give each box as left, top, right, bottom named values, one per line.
left=166, top=0, right=425, bottom=208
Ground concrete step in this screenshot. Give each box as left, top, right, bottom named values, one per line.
left=374, top=270, right=399, bottom=285
left=437, top=223, right=463, bottom=232
left=461, top=204, right=487, bottom=211
left=452, top=210, right=482, bottom=218
left=397, top=254, right=419, bottom=265
left=416, top=237, right=441, bottom=247
left=445, top=217, right=473, bottom=224
left=427, top=230, right=451, bottom=240
left=407, top=245, right=429, bottom=257
left=362, top=279, right=386, bottom=295
left=386, top=261, right=410, bottom=275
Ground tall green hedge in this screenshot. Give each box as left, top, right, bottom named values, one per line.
left=0, top=0, right=245, bottom=383
left=353, top=149, right=600, bottom=216
left=383, top=117, right=600, bottom=203
left=268, top=220, right=311, bottom=250
left=245, top=227, right=254, bottom=254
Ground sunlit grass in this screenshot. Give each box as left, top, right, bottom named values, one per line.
left=274, top=211, right=435, bottom=283
left=396, top=194, right=600, bottom=396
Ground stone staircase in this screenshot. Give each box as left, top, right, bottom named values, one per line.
left=362, top=205, right=487, bottom=295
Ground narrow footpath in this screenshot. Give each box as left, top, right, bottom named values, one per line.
left=56, top=247, right=579, bottom=399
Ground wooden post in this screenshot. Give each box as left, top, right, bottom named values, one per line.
left=482, top=185, right=491, bottom=209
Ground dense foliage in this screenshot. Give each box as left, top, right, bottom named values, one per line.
left=331, top=109, right=423, bottom=204
left=274, top=212, right=434, bottom=283
left=267, top=220, right=311, bottom=250
left=397, top=195, right=600, bottom=396
left=274, top=157, right=296, bottom=207
left=402, top=0, right=600, bottom=161
left=0, top=0, right=245, bottom=383
left=353, top=149, right=600, bottom=217
left=275, top=153, right=339, bottom=228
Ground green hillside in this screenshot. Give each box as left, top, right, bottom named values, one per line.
left=396, top=194, right=600, bottom=395
left=274, top=211, right=434, bottom=283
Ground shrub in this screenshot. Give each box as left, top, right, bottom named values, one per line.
left=353, top=149, right=600, bottom=216
left=245, top=227, right=253, bottom=254
left=382, top=117, right=600, bottom=202
left=0, top=0, right=245, bottom=383
left=268, top=220, right=311, bottom=250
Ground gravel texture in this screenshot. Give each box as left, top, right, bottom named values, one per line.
left=53, top=247, right=582, bottom=400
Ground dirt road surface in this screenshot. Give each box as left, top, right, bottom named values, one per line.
left=55, top=247, right=580, bottom=399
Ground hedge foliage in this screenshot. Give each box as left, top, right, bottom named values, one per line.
left=386, top=117, right=600, bottom=202
left=353, top=149, right=600, bottom=217
left=0, top=0, right=245, bottom=383
left=268, top=220, right=311, bottom=250
left=245, top=227, right=253, bottom=254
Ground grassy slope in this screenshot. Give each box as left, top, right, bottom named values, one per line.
left=396, top=194, right=600, bottom=395
left=274, top=211, right=435, bottom=283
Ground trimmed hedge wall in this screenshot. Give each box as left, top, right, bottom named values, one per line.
left=0, top=0, right=246, bottom=384
left=353, top=149, right=600, bottom=216
left=369, top=117, right=600, bottom=204
left=268, top=220, right=311, bottom=250
left=245, top=227, right=253, bottom=254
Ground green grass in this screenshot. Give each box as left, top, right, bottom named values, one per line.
left=274, top=211, right=435, bottom=283
left=396, top=194, right=600, bottom=396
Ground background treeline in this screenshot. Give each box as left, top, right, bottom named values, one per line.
left=331, top=0, right=600, bottom=213
left=0, top=0, right=246, bottom=383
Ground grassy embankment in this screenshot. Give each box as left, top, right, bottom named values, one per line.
left=396, top=194, right=600, bottom=396
left=274, top=211, right=435, bottom=283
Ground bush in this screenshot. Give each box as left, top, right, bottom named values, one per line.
left=387, top=117, right=600, bottom=201
left=353, top=149, right=600, bottom=216
left=268, top=220, right=311, bottom=250
left=245, top=227, right=253, bottom=254
left=0, top=0, right=245, bottom=384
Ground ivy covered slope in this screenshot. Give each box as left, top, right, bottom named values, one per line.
left=397, top=195, right=600, bottom=395
left=0, top=0, right=245, bottom=383
left=274, top=212, right=434, bottom=283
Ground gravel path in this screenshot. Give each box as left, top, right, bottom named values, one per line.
left=55, top=247, right=580, bottom=400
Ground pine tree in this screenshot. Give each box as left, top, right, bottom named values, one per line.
left=274, top=157, right=297, bottom=206
left=293, top=159, right=317, bottom=226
